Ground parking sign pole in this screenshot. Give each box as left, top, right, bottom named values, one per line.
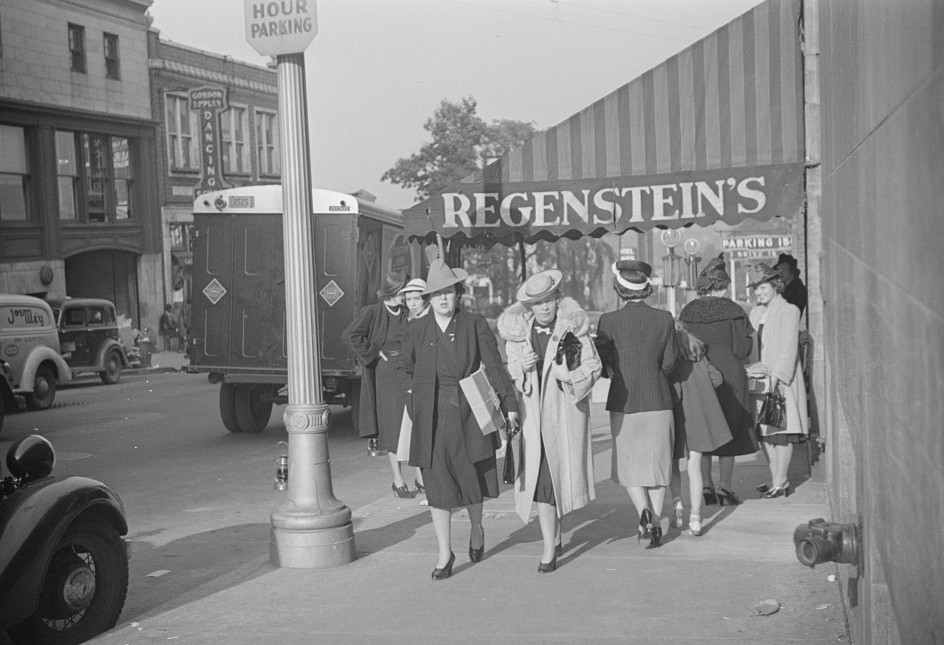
left=244, top=1, right=354, bottom=568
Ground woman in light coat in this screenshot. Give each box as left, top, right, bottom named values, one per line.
left=498, top=270, right=601, bottom=572
left=746, top=263, right=808, bottom=498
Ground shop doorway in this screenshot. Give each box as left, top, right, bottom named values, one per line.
left=65, top=250, right=140, bottom=327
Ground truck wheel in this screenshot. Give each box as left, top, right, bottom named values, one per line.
left=219, top=383, right=242, bottom=433
left=99, top=350, right=122, bottom=385
left=26, top=365, right=57, bottom=411
left=235, top=385, right=273, bottom=433
left=7, top=520, right=129, bottom=645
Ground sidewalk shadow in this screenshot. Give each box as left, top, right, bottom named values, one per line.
left=352, top=508, right=431, bottom=556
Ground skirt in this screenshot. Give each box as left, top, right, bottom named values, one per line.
left=375, top=357, right=406, bottom=452
left=422, top=384, right=498, bottom=509
left=532, top=439, right=556, bottom=506
left=610, top=409, right=674, bottom=488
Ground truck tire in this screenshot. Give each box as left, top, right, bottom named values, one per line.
left=235, top=385, right=273, bottom=433
left=7, top=520, right=129, bottom=645
left=25, top=365, right=57, bottom=411
left=99, top=350, right=122, bottom=385
left=219, top=383, right=242, bottom=433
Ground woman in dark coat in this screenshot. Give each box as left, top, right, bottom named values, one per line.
left=342, top=270, right=416, bottom=499
left=401, top=260, right=518, bottom=580
left=678, top=256, right=756, bottom=506
left=595, top=260, right=676, bottom=548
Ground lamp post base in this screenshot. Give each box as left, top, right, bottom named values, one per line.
left=270, top=517, right=355, bottom=568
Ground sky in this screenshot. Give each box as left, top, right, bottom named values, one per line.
left=148, top=0, right=764, bottom=210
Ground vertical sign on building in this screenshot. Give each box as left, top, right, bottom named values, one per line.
left=190, top=86, right=231, bottom=197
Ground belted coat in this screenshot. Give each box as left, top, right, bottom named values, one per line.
left=399, top=310, right=518, bottom=470
left=497, top=298, right=602, bottom=522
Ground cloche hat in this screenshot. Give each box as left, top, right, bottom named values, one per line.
left=377, top=270, right=409, bottom=299
left=746, top=263, right=780, bottom=288
left=516, top=270, right=563, bottom=304
left=421, top=260, right=468, bottom=295
left=398, top=278, right=427, bottom=295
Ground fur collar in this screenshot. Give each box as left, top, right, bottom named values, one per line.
left=679, top=296, right=748, bottom=324
left=497, top=297, right=589, bottom=342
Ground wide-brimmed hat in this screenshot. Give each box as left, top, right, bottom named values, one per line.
left=612, top=260, right=652, bottom=290
left=377, top=271, right=409, bottom=299
left=516, top=270, right=563, bottom=304
left=398, top=278, right=427, bottom=295
left=746, top=263, right=780, bottom=288
left=421, top=260, right=468, bottom=295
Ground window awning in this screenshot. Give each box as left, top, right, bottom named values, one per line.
left=404, top=0, right=804, bottom=246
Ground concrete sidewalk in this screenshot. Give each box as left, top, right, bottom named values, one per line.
left=90, top=410, right=849, bottom=645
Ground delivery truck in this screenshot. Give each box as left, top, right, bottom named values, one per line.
left=187, top=185, right=416, bottom=433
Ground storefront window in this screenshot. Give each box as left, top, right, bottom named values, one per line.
left=166, top=93, right=199, bottom=172
left=254, top=110, right=280, bottom=176
left=222, top=105, right=249, bottom=175
left=0, top=124, right=29, bottom=221
left=112, top=137, right=132, bottom=220
left=56, top=130, right=79, bottom=220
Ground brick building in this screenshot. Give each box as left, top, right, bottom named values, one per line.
left=0, top=0, right=161, bottom=329
left=147, top=30, right=280, bottom=333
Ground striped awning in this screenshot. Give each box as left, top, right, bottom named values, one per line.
left=404, top=0, right=804, bottom=245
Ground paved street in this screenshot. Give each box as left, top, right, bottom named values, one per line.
left=1, top=359, right=850, bottom=644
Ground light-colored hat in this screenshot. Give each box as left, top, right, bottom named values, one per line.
left=421, top=260, right=468, bottom=295
left=611, top=260, right=652, bottom=290
left=516, top=270, right=563, bottom=304
left=398, top=278, right=427, bottom=295
left=746, top=262, right=780, bottom=288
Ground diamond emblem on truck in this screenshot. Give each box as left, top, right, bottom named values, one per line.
left=203, top=278, right=227, bottom=305
left=320, top=280, right=344, bottom=307
left=363, top=234, right=376, bottom=271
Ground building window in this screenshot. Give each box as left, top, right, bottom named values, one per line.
left=68, top=23, right=86, bottom=73
left=54, top=131, right=135, bottom=223
left=254, top=110, right=280, bottom=176
left=103, top=33, right=120, bottom=79
left=55, top=130, right=79, bottom=220
left=165, top=93, right=199, bottom=172
left=221, top=106, right=249, bottom=174
left=0, top=124, right=30, bottom=222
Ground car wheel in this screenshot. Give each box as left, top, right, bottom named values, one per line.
left=235, top=384, right=273, bottom=433
left=99, top=350, right=122, bottom=385
left=26, top=365, right=57, bottom=411
left=7, top=520, right=129, bottom=645
left=219, top=382, right=242, bottom=433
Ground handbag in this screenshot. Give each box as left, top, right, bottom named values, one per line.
left=758, top=389, right=787, bottom=428
left=555, top=330, right=582, bottom=370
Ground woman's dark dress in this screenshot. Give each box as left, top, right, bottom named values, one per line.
left=530, top=321, right=555, bottom=506
left=679, top=296, right=756, bottom=456
left=422, top=321, right=499, bottom=509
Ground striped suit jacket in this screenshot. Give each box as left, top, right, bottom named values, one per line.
left=596, top=301, right=677, bottom=414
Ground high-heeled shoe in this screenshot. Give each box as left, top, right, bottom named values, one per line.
left=672, top=497, right=684, bottom=528
left=755, top=482, right=771, bottom=496
left=415, top=479, right=426, bottom=494
left=468, top=527, right=485, bottom=563
left=689, top=513, right=702, bottom=537
left=764, top=482, right=792, bottom=498
left=716, top=486, right=742, bottom=506
left=538, top=551, right=558, bottom=573
left=703, top=487, right=718, bottom=505
left=392, top=483, right=415, bottom=499
left=637, top=508, right=653, bottom=543
left=431, top=551, right=456, bottom=580
left=648, top=525, right=663, bottom=548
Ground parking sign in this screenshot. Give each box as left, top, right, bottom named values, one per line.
left=245, top=0, right=318, bottom=56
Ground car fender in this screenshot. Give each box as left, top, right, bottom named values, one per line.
left=96, top=338, right=129, bottom=368
left=0, top=476, right=128, bottom=630
left=16, top=347, right=72, bottom=391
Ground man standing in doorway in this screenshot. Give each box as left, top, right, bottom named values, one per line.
left=159, top=304, right=178, bottom=352
left=775, top=253, right=807, bottom=316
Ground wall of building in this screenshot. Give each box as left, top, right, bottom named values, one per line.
left=0, top=0, right=152, bottom=119
left=818, top=1, right=944, bottom=642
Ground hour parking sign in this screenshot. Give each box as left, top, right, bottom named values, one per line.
left=245, top=0, right=317, bottom=56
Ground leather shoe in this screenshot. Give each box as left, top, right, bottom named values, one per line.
left=538, top=552, right=558, bottom=573
left=469, top=527, right=485, bottom=562
left=431, top=552, right=455, bottom=580
left=392, top=483, right=415, bottom=499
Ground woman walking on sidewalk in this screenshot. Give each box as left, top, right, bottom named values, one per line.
left=668, top=323, right=732, bottom=536
left=400, top=260, right=518, bottom=580
left=343, top=270, right=417, bottom=498
left=497, top=270, right=601, bottom=572
left=678, top=256, right=756, bottom=507
left=595, top=260, right=676, bottom=548
left=746, top=263, right=808, bottom=498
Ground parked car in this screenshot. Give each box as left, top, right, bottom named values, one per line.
left=47, top=298, right=129, bottom=385
left=0, top=434, right=130, bottom=644
left=0, top=294, right=72, bottom=411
